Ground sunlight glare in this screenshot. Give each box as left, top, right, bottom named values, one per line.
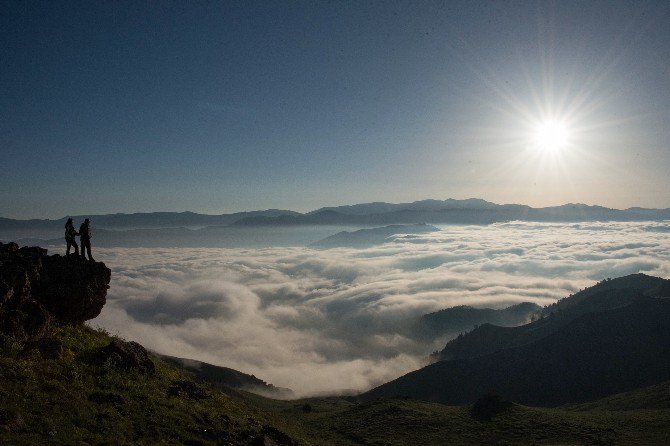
left=533, top=121, right=569, bottom=152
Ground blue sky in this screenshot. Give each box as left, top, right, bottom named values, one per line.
left=2, top=1, right=669, bottom=218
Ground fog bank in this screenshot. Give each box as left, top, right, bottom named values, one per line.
left=89, top=221, right=670, bottom=396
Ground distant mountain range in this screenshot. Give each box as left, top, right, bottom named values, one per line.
left=12, top=225, right=355, bottom=249
left=311, top=223, right=439, bottom=248
left=0, top=209, right=299, bottom=231
left=232, top=200, right=670, bottom=227
left=362, top=274, right=670, bottom=406
left=2, top=199, right=670, bottom=233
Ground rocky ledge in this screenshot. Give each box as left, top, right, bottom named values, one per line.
left=0, top=241, right=111, bottom=339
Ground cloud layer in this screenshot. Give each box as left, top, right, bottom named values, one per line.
left=90, top=221, right=670, bottom=396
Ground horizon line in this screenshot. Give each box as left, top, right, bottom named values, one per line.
left=3, top=197, right=670, bottom=221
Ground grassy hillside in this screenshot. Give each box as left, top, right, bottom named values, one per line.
left=249, top=395, right=670, bottom=445
left=0, top=325, right=302, bottom=445
left=1, top=323, right=670, bottom=445
left=158, top=354, right=294, bottom=399
left=569, top=380, right=670, bottom=412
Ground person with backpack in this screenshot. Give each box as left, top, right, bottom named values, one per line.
left=79, top=218, right=94, bottom=261
left=64, top=218, right=79, bottom=256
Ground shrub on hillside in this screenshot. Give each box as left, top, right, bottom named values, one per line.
left=471, top=393, right=513, bottom=421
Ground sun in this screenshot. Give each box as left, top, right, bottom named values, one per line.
left=533, top=120, right=569, bottom=152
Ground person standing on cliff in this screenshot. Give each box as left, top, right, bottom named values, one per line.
left=65, top=218, right=79, bottom=256
left=79, top=218, right=94, bottom=261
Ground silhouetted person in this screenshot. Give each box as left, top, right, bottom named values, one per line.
left=79, top=218, right=94, bottom=261
left=65, top=217, right=79, bottom=256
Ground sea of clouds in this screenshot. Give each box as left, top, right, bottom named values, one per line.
left=89, top=221, right=670, bottom=397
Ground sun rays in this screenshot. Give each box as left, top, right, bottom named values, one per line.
left=532, top=120, right=569, bottom=152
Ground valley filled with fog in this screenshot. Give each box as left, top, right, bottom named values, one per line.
left=42, top=221, right=670, bottom=396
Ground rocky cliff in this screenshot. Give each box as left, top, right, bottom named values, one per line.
left=0, top=241, right=111, bottom=339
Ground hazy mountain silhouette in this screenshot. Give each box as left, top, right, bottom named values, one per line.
left=437, top=274, right=668, bottom=361
left=412, top=302, right=541, bottom=342
left=0, top=209, right=300, bottom=237
left=3, top=199, right=670, bottom=238
left=17, top=225, right=359, bottom=249
left=363, top=295, right=670, bottom=406
left=311, top=223, right=439, bottom=248
left=308, top=198, right=501, bottom=215
left=232, top=200, right=670, bottom=226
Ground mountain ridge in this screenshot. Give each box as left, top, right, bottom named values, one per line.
left=311, top=223, right=439, bottom=248
left=413, top=302, right=542, bottom=343
left=363, top=296, right=670, bottom=406
left=437, top=273, right=669, bottom=361
left=3, top=198, right=670, bottom=232
left=157, top=354, right=295, bottom=399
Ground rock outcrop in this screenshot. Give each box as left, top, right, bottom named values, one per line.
left=97, top=339, right=155, bottom=375
left=0, top=241, right=111, bottom=339
left=22, top=337, right=65, bottom=360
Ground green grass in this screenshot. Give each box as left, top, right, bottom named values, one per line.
left=1, top=325, right=670, bottom=445
left=569, top=380, right=670, bottom=412
left=249, top=396, right=670, bottom=445
left=0, top=325, right=303, bottom=445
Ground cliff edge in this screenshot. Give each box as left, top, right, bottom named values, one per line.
left=0, top=241, right=111, bottom=339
